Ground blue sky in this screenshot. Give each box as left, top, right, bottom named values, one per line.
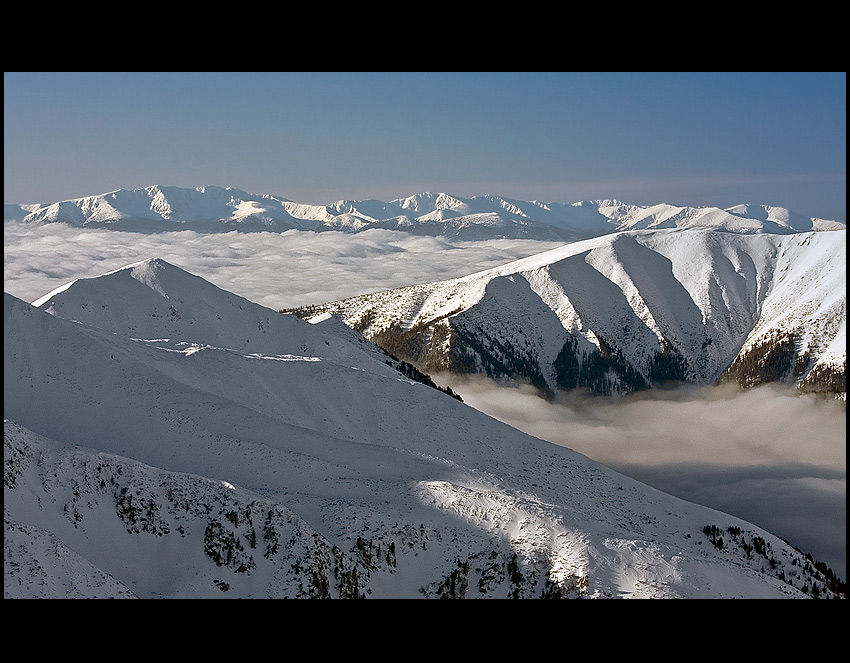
left=4, top=71, right=846, bottom=220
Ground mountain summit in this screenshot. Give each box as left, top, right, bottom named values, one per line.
left=5, top=259, right=843, bottom=598
left=5, top=185, right=845, bottom=240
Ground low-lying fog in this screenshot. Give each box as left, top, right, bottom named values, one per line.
left=437, top=374, right=846, bottom=580
left=4, top=221, right=845, bottom=580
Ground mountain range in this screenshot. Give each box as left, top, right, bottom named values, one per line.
left=4, top=185, right=846, bottom=598
left=5, top=184, right=846, bottom=240
left=5, top=257, right=844, bottom=598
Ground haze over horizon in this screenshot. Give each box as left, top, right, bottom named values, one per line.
left=4, top=72, right=846, bottom=222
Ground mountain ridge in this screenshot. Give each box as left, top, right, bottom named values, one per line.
left=5, top=184, right=845, bottom=240
left=290, top=228, right=846, bottom=399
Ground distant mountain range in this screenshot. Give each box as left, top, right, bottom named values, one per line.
left=292, top=228, right=846, bottom=399
left=6, top=258, right=844, bottom=598
left=5, top=185, right=845, bottom=240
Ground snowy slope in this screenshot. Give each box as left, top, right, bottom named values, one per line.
left=5, top=261, right=842, bottom=598
left=5, top=185, right=844, bottom=240
left=722, top=232, right=846, bottom=390
left=295, top=229, right=846, bottom=398
left=29, top=257, right=391, bottom=371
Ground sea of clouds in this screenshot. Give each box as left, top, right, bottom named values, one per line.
left=4, top=220, right=845, bottom=579
left=3, top=222, right=565, bottom=310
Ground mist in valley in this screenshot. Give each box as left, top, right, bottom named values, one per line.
left=436, top=374, right=846, bottom=580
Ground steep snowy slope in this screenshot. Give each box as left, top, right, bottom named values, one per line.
left=294, top=229, right=846, bottom=398
left=6, top=185, right=844, bottom=240
left=720, top=231, right=846, bottom=392
left=5, top=262, right=842, bottom=598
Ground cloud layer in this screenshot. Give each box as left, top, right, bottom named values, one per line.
left=3, top=222, right=562, bottom=309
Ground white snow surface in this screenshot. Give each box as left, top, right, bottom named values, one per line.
left=4, top=257, right=839, bottom=598
left=5, top=185, right=845, bottom=240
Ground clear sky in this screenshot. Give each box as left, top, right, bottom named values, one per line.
left=4, top=71, right=846, bottom=221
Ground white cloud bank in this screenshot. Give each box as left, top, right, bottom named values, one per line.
left=3, top=222, right=563, bottom=309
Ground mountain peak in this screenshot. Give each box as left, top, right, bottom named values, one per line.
left=393, top=191, right=467, bottom=212
left=127, top=257, right=174, bottom=298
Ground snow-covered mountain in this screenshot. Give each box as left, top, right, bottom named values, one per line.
left=5, top=258, right=843, bottom=598
left=292, top=228, right=846, bottom=399
left=5, top=185, right=845, bottom=240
